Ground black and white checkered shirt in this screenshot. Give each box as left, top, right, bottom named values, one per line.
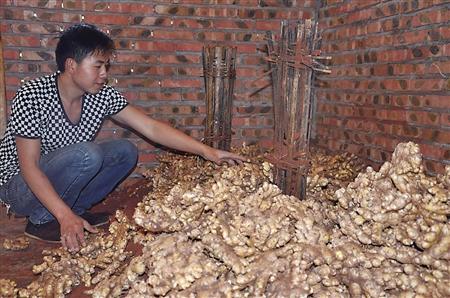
left=0, top=73, right=128, bottom=187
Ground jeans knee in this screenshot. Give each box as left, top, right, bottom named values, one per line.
left=117, top=140, right=138, bottom=165
left=75, top=142, right=104, bottom=170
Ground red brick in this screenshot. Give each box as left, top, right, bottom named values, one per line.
left=3, top=0, right=60, bottom=8
left=407, top=111, right=440, bottom=125
left=137, top=40, right=200, bottom=52
left=5, top=75, right=22, bottom=86
left=378, top=49, right=408, bottom=62
left=195, top=7, right=237, bottom=18
left=400, top=29, right=431, bottom=44
left=160, top=78, right=202, bottom=88
left=423, top=159, right=446, bottom=175
left=419, top=144, right=445, bottom=160
left=418, top=95, right=450, bottom=110
left=171, top=18, right=203, bottom=29
left=440, top=113, right=450, bottom=126
left=2, top=35, right=40, bottom=47
left=153, top=29, right=196, bottom=40
left=5, top=91, right=16, bottom=101
left=97, top=3, right=153, bottom=14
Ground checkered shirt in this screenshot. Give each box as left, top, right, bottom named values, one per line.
left=0, top=73, right=128, bottom=187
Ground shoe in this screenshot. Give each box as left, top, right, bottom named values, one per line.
left=79, top=211, right=110, bottom=227
left=24, top=220, right=61, bottom=243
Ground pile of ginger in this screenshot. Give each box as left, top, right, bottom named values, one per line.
left=1, top=142, right=449, bottom=297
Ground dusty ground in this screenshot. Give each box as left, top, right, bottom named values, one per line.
left=0, top=178, right=151, bottom=297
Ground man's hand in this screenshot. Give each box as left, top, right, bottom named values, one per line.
left=202, top=147, right=247, bottom=165
left=60, top=212, right=97, bottom=252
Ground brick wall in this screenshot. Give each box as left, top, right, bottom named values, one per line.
left=315, top=0, right=450, bottom=175
left=2, top=0, right=449, bottom=176
left=0, top=0, right=316, bottom=175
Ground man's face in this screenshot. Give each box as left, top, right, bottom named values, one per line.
left=72, top=52, right=111, bottom=94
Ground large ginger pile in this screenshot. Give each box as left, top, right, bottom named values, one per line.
left=1, top=142, right=449, bottom=297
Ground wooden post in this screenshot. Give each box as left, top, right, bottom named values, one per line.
left=0, top=31, right=6, bottom=136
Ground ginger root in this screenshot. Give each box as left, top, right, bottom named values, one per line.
left=3, top=236, right=30, bottom=251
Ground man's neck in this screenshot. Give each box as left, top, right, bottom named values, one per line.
left=57, top=72, right=84, bottom=104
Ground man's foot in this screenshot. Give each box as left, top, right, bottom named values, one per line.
left=80, top=211, right=110, bottom=227
left=24, top=220, right=61, bottom=243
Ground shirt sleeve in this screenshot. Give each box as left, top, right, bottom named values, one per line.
left=104, top=87, right=128, bottom=116
left=9, top=89, right=42, bottom=139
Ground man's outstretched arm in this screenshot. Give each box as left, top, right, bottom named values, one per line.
left=112, top=105, right=246, bottom=165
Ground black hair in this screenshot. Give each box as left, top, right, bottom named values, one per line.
left=55, top=23, right=115, bottom=72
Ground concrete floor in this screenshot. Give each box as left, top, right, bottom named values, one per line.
left=0, top=178, right=150, bottom=297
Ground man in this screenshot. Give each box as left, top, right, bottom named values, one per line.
left=0, top=23, right=244, bottom=252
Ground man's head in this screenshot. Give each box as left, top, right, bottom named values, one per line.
left=55, top=23, right=115, bottom=72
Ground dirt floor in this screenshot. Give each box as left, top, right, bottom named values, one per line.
left=0, top=178, right=152, bottom=297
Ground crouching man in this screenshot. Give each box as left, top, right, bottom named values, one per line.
left=0, top=23, right=244, bottom=252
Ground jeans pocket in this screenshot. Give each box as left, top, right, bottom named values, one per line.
left=2, top=175, right=34, bottom=217
left=0, top=184, right=12, bottom=213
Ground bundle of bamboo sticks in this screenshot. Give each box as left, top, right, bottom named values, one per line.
left=266, top=19, right=331, bottom=199
left=202, top=45, right=237, bottom=151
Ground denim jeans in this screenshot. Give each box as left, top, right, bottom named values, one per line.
left=0, top=140, right=138, bottom=225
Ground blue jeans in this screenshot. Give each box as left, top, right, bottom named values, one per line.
left=0, top=140, right=138, bottom=225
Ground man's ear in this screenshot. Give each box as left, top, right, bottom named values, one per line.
left=64, top=58, right=77, bottom=73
